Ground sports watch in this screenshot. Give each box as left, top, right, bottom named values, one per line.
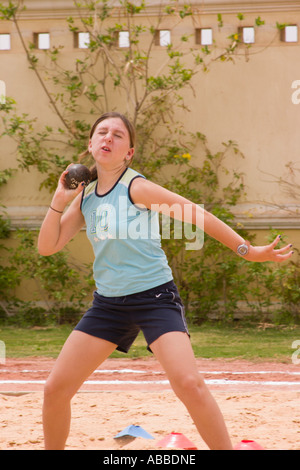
left=237, top=243, right=249, bottom=257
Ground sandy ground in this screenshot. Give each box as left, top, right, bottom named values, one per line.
left=0, top=357, right=299, bottom=451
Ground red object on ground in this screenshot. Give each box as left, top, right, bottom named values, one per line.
left=234, top=440, right=265, bottom=450
left=157, top=432, right=197, bottom=450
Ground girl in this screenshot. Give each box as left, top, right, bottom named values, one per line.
left=38, top=112, right=293, bottom=450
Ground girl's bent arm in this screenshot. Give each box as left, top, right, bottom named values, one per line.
left=38, top=170, right=85, bottom=256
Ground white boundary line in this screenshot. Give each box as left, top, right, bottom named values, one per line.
left=1, top=368, right=300, bottom=375
left=1, top=379, right=300, bottom=387
left=1, top=368, right=299, bottom=389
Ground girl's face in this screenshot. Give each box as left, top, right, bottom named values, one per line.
left=88, top=117, right=135, bottom=170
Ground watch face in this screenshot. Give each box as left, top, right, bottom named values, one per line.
left=238, top=244, right=248, bottom=256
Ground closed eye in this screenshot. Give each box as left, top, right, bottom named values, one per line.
left=98, top=127, right=124, bottom=139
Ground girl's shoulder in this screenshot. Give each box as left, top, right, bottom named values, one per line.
left=83, top=179, right=97, bottom=199
left=119, top=167, right=145, bottom=187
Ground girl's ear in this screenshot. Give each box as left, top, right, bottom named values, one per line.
left=124, top=147, right=135, bottom=167
left=126, top=147, right=135, bottom=159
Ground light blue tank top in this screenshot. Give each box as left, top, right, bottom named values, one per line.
left=81, top=168, right=173, bottom=296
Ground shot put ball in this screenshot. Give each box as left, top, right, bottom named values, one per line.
left=65, top=164, right=91, bottom=189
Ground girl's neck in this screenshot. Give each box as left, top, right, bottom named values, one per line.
left=96, top=164, right=127, bottom=195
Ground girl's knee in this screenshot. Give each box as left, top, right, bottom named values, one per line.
left=43, top=375, right=75, bottom=403
left=171, top=372, right=207, bottom=401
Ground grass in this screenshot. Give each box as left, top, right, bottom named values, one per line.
left=0, top=325, right=73, bottom=358
left=189, top=323, right=300, bottom=362
left=1, top=322, right=300, bottom=362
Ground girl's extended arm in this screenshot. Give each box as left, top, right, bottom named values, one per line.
left=38, top=168, right=85, bottom=256
left=130, top=178, right=293, bottom=263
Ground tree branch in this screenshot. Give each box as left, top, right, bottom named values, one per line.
left=12, top=13, right=72, bottom=134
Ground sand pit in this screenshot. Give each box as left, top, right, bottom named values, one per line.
left=0, top=357, right=299, bottom=450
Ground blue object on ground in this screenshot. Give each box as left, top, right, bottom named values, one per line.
left=114, top=425, right=154, bottom=439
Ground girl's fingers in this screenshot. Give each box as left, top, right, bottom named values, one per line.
left=274, top=246, right=294, bottom=262
left=275, top=244, right=293, bottom=254
left=270, top=235, right=282, bottom=249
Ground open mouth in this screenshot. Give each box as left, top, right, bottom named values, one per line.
left=101, top=146, right=111, bottom=152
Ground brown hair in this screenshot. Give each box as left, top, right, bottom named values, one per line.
left=80, top=112, right=136, bottom=181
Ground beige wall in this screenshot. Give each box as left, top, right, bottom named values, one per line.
left=0, top=0, right=299, bottom=249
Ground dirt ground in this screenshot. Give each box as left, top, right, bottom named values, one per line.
left=0, top=357, right=299, bottom=450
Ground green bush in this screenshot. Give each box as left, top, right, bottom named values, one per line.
left=0, top=229, right=92, bottom=326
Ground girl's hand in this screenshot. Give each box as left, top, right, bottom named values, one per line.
left=245, top=235, right=294, bottom=263
left=51, top=165, right=86, bottom=211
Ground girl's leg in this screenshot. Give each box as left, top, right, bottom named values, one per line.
left=43, top=330, right=116, bottom=450
left=150, top=331, right=233, bottom=450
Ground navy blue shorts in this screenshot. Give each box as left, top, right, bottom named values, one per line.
left=74, top=280, right=189, bottom=353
